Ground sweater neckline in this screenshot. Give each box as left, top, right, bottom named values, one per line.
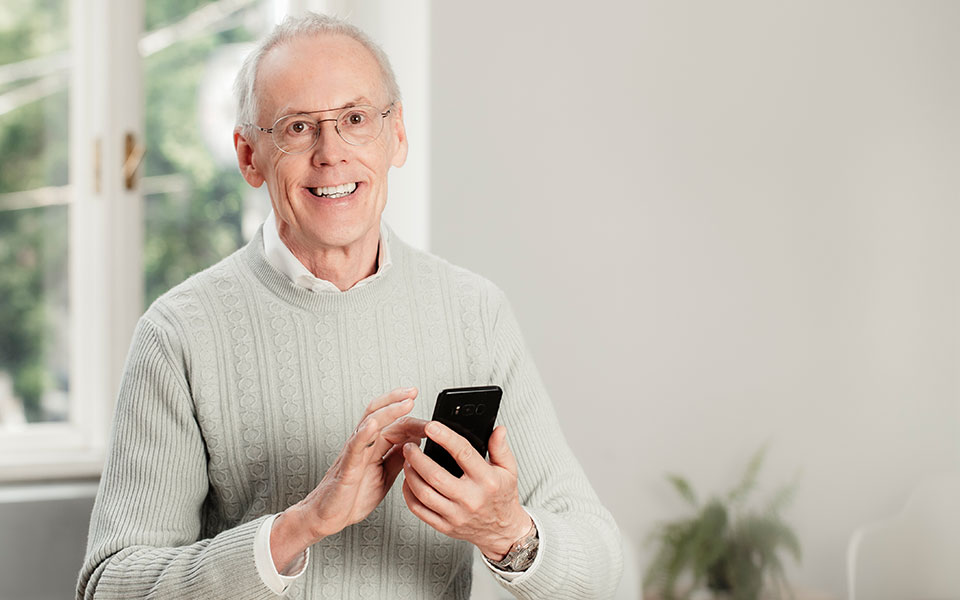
left=239, top=225, right=405, bottom=312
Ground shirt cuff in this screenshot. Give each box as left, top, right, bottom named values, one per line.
left=254, top=513, right=310, bottom=595
left=482, top=508, right=543, bottom=583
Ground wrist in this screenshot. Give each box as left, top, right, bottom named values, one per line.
left=485, top=513, right=539, bottom=572
left=271, top=506, right=320, bottom=572
left=290, top=498, right=341, bottom=543
left=481, top=510, right=534, bottom=561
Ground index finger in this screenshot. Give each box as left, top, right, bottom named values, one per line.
left=361, top=387, right=418, bottom=420
left=424, top=421, right=488, bottom=478
left=382, top=417, right=429, bottom=445
left=341, top=398, right=414, bottom=473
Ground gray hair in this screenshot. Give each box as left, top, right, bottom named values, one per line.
left=233, top=12, right=401, bottom=133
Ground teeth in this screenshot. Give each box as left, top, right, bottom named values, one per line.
left=311, top=182, right=358, bottom=198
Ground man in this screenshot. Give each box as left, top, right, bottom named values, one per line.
left=78, top=13, right=622, bottom=599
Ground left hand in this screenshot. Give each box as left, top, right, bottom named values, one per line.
left=401, top=421, right=533, bottom=561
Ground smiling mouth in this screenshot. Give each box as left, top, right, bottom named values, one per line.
left=308, top=182, right=358, bottom=199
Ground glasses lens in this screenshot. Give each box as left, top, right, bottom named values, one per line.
left=273, top=115, right=318, bottom=153
left=337, top=106, right=384, bottom=145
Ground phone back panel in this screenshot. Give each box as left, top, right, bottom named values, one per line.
left=424, top=386, right=502, bottom=477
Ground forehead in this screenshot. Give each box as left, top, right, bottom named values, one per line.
left=256, top=34, right=385, bottom=119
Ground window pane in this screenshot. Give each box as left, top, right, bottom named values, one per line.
left=143, top=0, right=272, bottom=306
left=0, top=1, right=70, bottom=427
left=0, top=2, right=70, bottom=194
left=0, top=207, right=70, bottom=426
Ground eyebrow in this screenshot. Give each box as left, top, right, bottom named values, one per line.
left=280, top=97, right=374, bottom=117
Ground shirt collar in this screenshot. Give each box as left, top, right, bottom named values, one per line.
left=262, top=209, right=392, bottom=294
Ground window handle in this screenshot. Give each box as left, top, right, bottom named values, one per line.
left=122, top=132, right=145, bottom=191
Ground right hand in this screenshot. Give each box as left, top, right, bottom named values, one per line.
left=270, top=387, right=423, bottom=570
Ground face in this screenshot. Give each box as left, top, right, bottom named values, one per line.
left=234, top=34, right=407, bottom=252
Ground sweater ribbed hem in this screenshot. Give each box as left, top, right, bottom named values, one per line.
left=84, top=516, right=277, bottom=600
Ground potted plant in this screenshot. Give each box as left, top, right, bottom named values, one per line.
left=644, top=447, right=801, bottom=600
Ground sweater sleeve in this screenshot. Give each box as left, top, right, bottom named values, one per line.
left=77, top=316, right=277, bottom=600
left=487, top=290, right=624, bottom=599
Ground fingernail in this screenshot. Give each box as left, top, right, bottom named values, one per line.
left=404, top=442, right=415, bottom=452
left=425, top=421, right=440, bottom=436
left=404, top=386, right=416, bottom=393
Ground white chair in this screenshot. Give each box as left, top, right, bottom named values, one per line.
left=846, top=471, right=960, bottom=600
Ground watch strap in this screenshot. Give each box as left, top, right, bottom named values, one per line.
left=489, top=519, right=539, bottom=572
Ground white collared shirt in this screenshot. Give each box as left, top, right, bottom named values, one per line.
left=262, top=209, right=391, bottom=293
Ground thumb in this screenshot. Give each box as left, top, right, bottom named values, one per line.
left=380, top=444, right=406, bottom=488
left=487, top=425, right=517, bottom=475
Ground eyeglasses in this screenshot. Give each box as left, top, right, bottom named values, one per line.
left=248, top=104, right=393, bottom=154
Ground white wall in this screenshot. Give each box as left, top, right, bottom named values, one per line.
left=429, top=1, right=960, bottom=596
left=313, top=0, right=431, bottom=250
left=0, top=483, right=98, bottom=599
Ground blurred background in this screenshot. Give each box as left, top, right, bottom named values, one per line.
left=1, top=0, right=958, bottom=598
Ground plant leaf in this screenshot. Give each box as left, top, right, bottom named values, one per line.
left=727, top=444, right=768, bottom=506
left=690, top=499, right=728, bottom=583
left=666, top=473, right=699, bottom=507
left=644, top=518, right=700, bottom=598
left=765, top=483, right=796, bottom=515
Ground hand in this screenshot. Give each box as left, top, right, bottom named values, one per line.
left=271, top=387, right=422, bottom=571
left=401, top=422, right=532, bottom=561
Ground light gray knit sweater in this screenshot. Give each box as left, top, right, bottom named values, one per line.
left=78, top=227, right=622, bottom=599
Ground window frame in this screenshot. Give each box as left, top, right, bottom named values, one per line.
left=0, top=0, right=144, bottom=481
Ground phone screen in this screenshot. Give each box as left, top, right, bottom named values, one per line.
left=423, top=385, right=502, bottom=477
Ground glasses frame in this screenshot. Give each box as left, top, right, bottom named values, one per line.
left=247, top=103, right=394, bottom=154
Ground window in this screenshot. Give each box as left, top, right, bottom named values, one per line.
left=0, top=0, right=91, bottom=479
left=142, top=0, right=272, bottom=307
left=0, top=0, right=273, bottom=480
left=0, top=0, right=428, bottom=480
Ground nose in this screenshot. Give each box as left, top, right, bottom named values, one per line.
left=310, top=118, right=347, bottom=166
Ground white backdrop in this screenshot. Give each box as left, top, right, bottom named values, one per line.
left=427, top=1, right=960, bottom=596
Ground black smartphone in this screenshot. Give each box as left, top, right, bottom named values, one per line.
left=423, top=385, right=502, bottom=477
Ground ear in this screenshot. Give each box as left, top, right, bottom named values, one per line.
left=389, top=102, right=408, bottom=168
left=234, top=128, right=265, bottom=188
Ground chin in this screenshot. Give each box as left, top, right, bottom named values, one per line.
left=304, top=221, right=373, bottom=250
left=283, top=186, right=382, bottom=248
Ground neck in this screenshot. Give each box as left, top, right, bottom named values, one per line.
left=278, top=223, right=380, bottom=292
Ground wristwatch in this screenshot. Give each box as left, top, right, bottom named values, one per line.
left=489, top=520, right=539, bottom=572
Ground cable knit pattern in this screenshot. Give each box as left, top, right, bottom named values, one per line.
left=78, top=225, right=622, bottom=599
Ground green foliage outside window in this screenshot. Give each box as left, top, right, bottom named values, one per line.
left=1, top=0, right=261, bottom=423
left=0, top=2, right=70, bottom=421
left=142, top=1, right=257, bottom=305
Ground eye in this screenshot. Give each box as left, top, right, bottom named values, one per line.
left=285, top=119, right=315, bottom=135
left=342, top=110, right=368, bottom=127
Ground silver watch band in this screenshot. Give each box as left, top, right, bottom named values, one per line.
left=490, top=520, right=539, bottom=572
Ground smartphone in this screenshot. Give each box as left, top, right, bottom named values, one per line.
left=423, top=385, right=502, bottom=477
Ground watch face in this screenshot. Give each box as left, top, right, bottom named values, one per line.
left=510, top=549, right=535, bottom=571
left=508, top=534, right=539, bottom=571
left=494, top=521, right=539, bottom=571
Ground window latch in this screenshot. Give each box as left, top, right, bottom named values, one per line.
left=122, top=132, right=145, bottom=191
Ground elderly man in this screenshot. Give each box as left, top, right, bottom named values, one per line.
left=78, top=13, right=622, bottom=600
